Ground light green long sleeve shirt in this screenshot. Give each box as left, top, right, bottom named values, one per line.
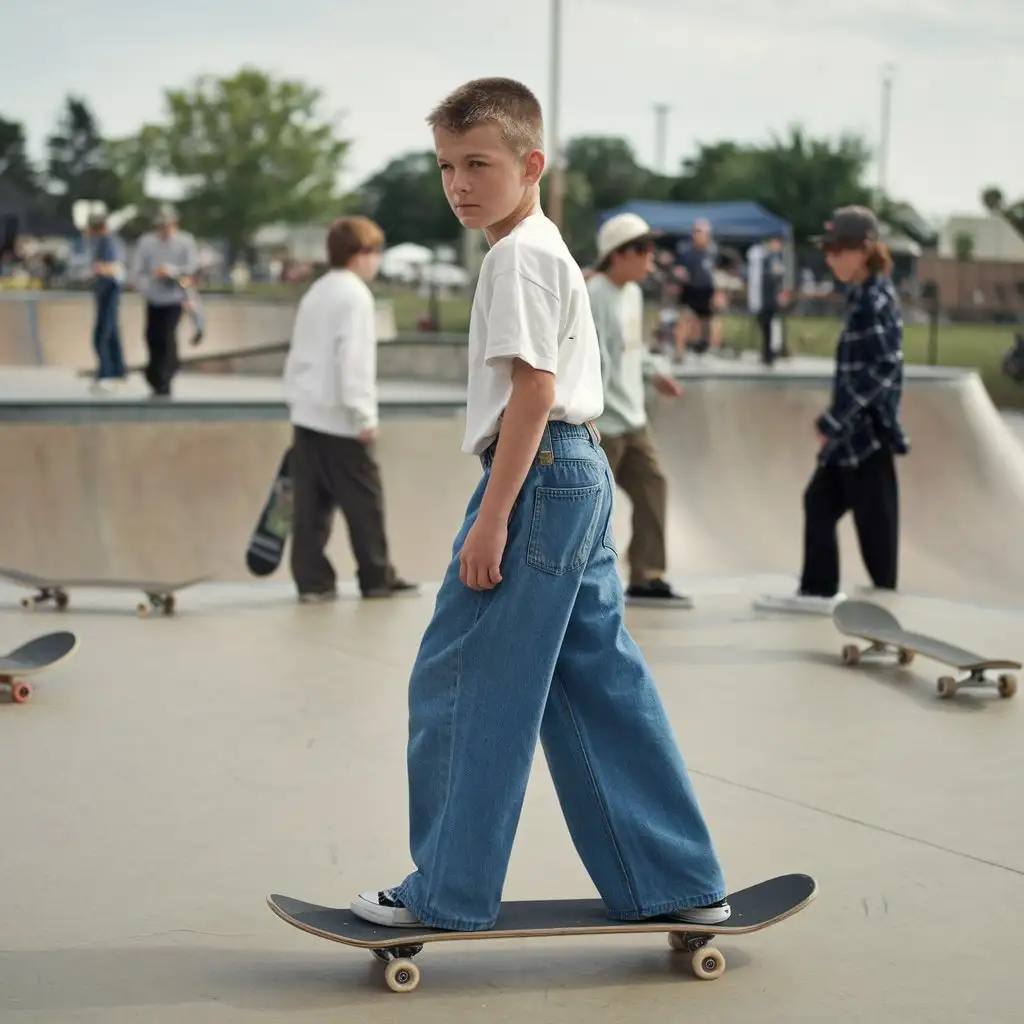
left=587, top=273, right=669, bottom=438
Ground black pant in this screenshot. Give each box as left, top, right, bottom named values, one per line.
left=757, top=307, right=779, bottom=365
left=144, top=303, right=182, bottom=395
left=800, top=448, right=899, bottom=597
left=289, top=424, right=396, bottom=595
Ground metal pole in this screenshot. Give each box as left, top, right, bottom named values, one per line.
left=878, top=63, right=894, bottom=200
left=653, top=103, right=670, bottom=174
left=547, top=0, right=564, bottom=229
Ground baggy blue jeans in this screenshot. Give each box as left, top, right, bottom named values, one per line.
left=393, top=421, right=726, bottom=930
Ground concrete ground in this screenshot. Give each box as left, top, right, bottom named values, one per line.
left=0, top=576, right=1021, bottom=1023
left=1, top=359, right=1022, bottom=1021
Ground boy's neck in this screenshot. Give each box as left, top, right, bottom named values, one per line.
left=484, top=188, right=541, bottom=246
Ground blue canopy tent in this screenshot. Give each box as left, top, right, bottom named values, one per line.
left=596, top=200, right=792, bottom=246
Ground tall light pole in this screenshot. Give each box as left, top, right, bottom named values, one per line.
left=653, top=103, right=670, bottom=174
left=547, top=0, right=565, bottom=229
left=877, top=62, right=895, bottom=201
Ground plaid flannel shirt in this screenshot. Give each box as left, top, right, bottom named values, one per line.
left=816, top=275, right=910, bottom=468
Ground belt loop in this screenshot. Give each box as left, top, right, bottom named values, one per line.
left=537, top=421, right=554, bottom=466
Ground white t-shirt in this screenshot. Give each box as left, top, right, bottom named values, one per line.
left=283, top=269, right=378, bottom=438
left=462, top=212, right=604, bottom=455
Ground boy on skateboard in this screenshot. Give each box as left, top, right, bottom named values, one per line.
left=350, top=78, right=729, bottom=931
left=758, top=206, right=909, bottom=613
left=283, top=215, right=417, bottom=602
left=587, top=212, right=690, bottom=606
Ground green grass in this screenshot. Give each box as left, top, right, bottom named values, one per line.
left=224, top=280, right=1024, bottom=409
left=713, top=315, right=1021, bottom=409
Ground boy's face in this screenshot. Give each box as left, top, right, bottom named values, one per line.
left=434, top=123, right=544, bottom=232
left=825, top=245, right=866, bottom=283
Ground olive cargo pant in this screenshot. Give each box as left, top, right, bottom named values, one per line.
left=600, top=425, right=669, bottom=587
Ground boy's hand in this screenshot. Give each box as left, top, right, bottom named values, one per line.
left=460, top=513, right=507, bottom=590
left=653, top=373, right=683, bottom=397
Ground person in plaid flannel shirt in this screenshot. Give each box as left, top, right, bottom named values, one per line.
left=758, top=205, right=909, bottom=615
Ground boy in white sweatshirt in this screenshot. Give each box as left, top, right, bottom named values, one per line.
left=283, top=216, right=416, bottom=602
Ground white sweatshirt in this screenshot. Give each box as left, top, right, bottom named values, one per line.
left=283, top=269, right=378, bottom=437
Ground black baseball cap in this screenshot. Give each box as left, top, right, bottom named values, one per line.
left=814, top=205, right=880, bottom=247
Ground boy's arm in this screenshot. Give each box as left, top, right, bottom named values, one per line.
left=817, top=290, right=903, bottom=438
left=131, top=237, right=151, bottom=292
left=460, top=269, right=560, bottom=590
left=335, top=296, right=378, bottom=437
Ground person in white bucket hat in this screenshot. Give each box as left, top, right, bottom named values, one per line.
left=588, top=213, right=691, bottom=607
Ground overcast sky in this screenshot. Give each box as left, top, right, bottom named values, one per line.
left=3, top=0, right=1021, bottom=220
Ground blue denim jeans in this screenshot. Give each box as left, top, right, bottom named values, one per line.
left=92, top=278, right=125, bottom=380
left=393, top=420, right=726, bottom=930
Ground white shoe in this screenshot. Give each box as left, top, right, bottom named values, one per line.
left=669, top=898, right=732, bottom=925
left=350, top=888, right=422, bottom=927
left=753, top=591, right=847, bottom=615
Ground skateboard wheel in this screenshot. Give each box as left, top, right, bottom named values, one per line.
left=137, top=603, right=150, bottom=617
left=841, top=644, right=860, bottom=666
left=384, top=958, right=420, bottom=993
left=937, top=676, right=957, bottom=699
left=164, top=596, right=176, bottom=615
left=56, top=591, right=69, bottom=610
left=997, top=674, right=1017, bottom=699
left=691, top=946, right=725, bottom=980
left=11, top=681, right=32, bottom=703
left=897, top=648, right=915, bottom=666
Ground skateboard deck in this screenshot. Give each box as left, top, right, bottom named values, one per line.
left=267, top=872, right=817, bottom=993
left=0, top=567, right=209, bottom=616
left=833, top=599, right=1019, bottom=699
left=0, top=630, right=78, bottom=704
left=246, top=447, right=293, bottom=577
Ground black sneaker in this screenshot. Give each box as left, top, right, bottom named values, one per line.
left=625, top=579, right=693, bottom=608
left=362, top=578, right=420, bottom=599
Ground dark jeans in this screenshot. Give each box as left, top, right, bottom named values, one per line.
left=93, top=279, right=125, bottom=379
left=289, top=424, right=397, bottom=595
left=144, top=302, right=182, bottom=395
left=800, top=448, right=899, bottom=597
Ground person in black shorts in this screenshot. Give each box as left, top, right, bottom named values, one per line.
left=674, top=218, right=720, bottom=357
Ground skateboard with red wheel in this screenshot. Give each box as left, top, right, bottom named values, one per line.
left=267, top=872, right=817, bottom=994
left=0, top=630, right=78, bottom=704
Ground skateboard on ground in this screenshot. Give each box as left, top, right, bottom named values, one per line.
left=833, top=599, right=1019, bottom=700
left=0, top=630, right=78, bottom=704
left=267, top=872, right=817, bottom=994
left=246, top=447, right=293, bottom=577
left=0, top=567, right=210, bottom=617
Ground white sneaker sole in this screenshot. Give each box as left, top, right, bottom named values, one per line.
left=753, top=592, right=847, bottom=615
left=350, top=892, right=421, bottom=928
left=670, top=906, right=732, bottom=926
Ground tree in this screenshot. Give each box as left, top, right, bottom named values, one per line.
left=146, top=67, right=350, bottom=255
left=979, top=184, right=1024, bottom=236
left=45, top=95, right=124, bottom=217
left=0, top=115, right=38, bottom=195
left=563, top=136, right=668, bottom=213
left=671, top=126, right=874, bottom=247
left=357, top=150, right=459, bottom=247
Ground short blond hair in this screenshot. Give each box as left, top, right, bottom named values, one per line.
left=326, top=216, right=384, bottom=269
left=427, top=77, right=544, bottom=156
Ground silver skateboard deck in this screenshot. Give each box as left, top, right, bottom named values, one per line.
left=833, top=599, right=1019, bottom=699
left=0, top=567, right=210, bottom=616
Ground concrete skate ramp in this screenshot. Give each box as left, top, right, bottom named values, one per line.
left=644, top=370, right=1024, bottom=606
left=1, top=365, right=1023, bottom=607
